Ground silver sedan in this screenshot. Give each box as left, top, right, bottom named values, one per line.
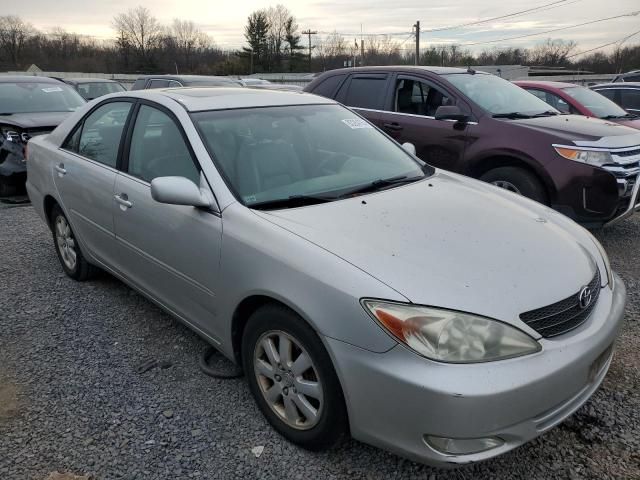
left=26, top=87, right=625, bottom=467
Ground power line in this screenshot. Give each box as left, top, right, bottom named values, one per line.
left=459, top=11, right=640, bottom=47
left=421, top=0, right=572, bottom=33
left=566, top=29, right=640, bottom=58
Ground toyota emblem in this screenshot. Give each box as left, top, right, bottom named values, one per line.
left=579, top=286, right=593, bottom=309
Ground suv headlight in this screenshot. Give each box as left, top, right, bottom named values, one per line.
left=362, top=300, right=540, bottom=363
left=554, top=146, right=612, bottom=167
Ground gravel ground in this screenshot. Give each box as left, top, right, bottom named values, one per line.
left=0, top=201, right=638, bottom=480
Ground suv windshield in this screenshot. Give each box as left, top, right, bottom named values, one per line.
left=0, top=82, right=85, bottom=114
left=563, top=86, right=630, bottom=118
left=444, top=73, right=558, bottom=116
left=193, top=104, right=428, bottom=208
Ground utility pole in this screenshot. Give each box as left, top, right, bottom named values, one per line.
left=414, top=20, right=420, bottom=65
left=302, top=29, right=317, bottom=72
left=360, top=24, right=365, bottom=66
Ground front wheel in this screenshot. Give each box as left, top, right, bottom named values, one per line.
left=242, top=304, right=348, bottom=451
left=480, top=166, right=548, bottom=205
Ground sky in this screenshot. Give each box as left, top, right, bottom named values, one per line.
left=17, top=0, right=640, bottom=55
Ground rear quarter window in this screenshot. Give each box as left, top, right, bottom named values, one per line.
left=311, top=75, right=346, bottom=99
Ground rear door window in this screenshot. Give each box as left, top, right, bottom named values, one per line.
left=76, top=101, right=132, bottom=167
left=341, top=75, right=388, bottom=110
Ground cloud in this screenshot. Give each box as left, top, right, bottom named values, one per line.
left=12, top=0, right=640, bottom=52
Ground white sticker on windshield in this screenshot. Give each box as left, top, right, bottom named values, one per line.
left=342, top=118, right=372, bottom=129
left=42, top=87, right=63, bottom=93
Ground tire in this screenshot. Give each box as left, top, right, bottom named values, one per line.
left=242, top=304, right=348, bottom=451
left=480, top=166, right=548, bottom=204
left=0, top=180, right=17, bottom=197
left=50, top=204, right=95, bottom=281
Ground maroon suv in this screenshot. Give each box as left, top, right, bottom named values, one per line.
left=305, top=66, right=640, bottom=227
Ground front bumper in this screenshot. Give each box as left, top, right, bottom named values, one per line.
left=327, top=273, right=626, bottom=467
left=603, top=173, right=640, bottom=227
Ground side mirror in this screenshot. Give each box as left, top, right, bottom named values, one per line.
left=402, top=142, right=416, bottom=156
left=434, top=105, right=469, bottom=122
left=151, top=176, right=213, bottom=208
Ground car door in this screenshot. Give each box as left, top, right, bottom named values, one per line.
left=112, top=102, right=223, bottom=340
left=376, top=74, right=470, bottom=171
left=54, top=100, right=134, bottom=266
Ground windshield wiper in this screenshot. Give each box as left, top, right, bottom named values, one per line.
left=602, top=113, right=638, bottom=120
left=492, top=112, right=534, bottom=119
left=338, top=174, right=424, bottom=197
left=248, top=194, right=334, bottom=210
left=532, top=110, right=560, bottom=117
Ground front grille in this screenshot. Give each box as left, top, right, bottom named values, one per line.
left=520, top=270, right=601, bottom=338
left=613, top=148, right=640, bottom=158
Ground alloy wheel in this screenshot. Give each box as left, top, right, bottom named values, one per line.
left=491, top=180, right=522, bottom=195
left=55, top=215, right=77, bottom=271
left=253, top=330, right=324, bottom=430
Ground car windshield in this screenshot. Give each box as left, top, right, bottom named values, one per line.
left=0, top=82, right=85, bottom=114
left=563, top=86, right=629, bottom=118
left=76, top=82, right=125, bottom=100
left=444, top=73, right=558, bottom=116
left=192, top=104, right=427, bottom=208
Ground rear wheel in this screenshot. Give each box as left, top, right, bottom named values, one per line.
left=480, top=166, right=548, bottom=204
left=50, top=204, right=95, bottom=281
left=242, top=304, right=348, bottom=451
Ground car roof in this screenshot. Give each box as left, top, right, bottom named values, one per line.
left=0, top=75, right=65, bottom=84
left=592, top=82, right=640, bottom=88
left=514, top=80, right=578, bottom=89
left=65, top=77, right=121, bottom=84
left=116, top=87, right=335, bottom=111
left=317, top=65, right=480, bottom=76
left=137, top=74, right=235, bottom=81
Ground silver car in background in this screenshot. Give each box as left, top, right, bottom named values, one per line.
left=26, top=88, right=625, bottom=467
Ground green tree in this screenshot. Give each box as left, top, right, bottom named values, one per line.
left=284, top=16, right=303, bottom=71
left=243, top=10, right=270, bottom=72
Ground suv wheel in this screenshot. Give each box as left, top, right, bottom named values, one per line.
left=242, top=304, right=348, bottom=451
left=480, top=167, right=547, bottom=204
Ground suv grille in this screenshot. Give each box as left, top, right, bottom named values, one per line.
left=520, top=270, right=601, bottom=338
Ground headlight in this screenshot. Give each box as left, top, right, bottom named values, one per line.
left=554, top=146, right=612, bottom=167
left=362, top=300, right=541, bottom=363
left=591, top=237, right=613, bottom=288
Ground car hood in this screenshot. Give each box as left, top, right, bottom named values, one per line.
left=616, top=118, right=640, bottom=130
left=0, top=112, right=72, bottom=130
left=255, top=171, right=601, bottom=333
left=507, top=114, right=640, bottom=147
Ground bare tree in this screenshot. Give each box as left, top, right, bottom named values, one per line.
left=112, top=7, right=162, bottom=68
left=265, top=4, right=291, bottom=70
left=171, top=20, right=211, bottom=71
left=530, top=39, right=577, bottom=66
left=0, top=16, right=34, bottom=67
left=315, top=31, right=347, bottom=70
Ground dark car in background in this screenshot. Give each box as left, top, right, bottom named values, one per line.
left=591, top=83, right=640, bottom=116
left=305, top=66, right=640, bottom=227
left=515, top=80, right=640, bottom=129
left=612, top=70, right=640, bottom=83
left=0, top=76, right=85, bottom=195
left=62, top=77, right=126, bottom=101
left=131, top=75, right=242, bottom=90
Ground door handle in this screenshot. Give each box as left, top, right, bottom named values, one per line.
left=114, top=193, right=133, bottom=209
left=383, top=123, right=403, bottom=132
left=55, top=163, right=66, bottom=176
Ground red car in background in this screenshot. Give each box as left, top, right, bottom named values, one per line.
left=514, top=80, right=640, bottom=129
